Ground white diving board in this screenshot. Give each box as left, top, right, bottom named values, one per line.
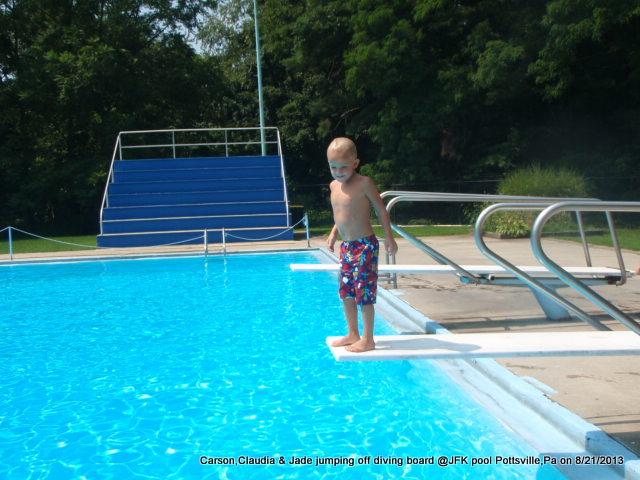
left=327, top=331, right=640, bottom=361
left=291, top=263, right=632, bottom=277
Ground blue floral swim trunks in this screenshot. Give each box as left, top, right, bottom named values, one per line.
left=339, top=234, right=379, bottom=305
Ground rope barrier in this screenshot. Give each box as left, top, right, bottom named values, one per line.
left=4, top=227, right=206, bottom=250
left=8, top=227, right=112, bottom=249
left=2, top=214, right=310, bottom=259
left=224, top=227, right=294, bottom=242
left=223, top=216, right=308, bottom=242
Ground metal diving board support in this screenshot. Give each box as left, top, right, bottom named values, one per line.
left=381, top=192, right=597, bottom=288
left=474, top=203, right=611, bottom=328
left=381, top=192, right=603, bottom=321
left=326, top=331, right=640, bottom=361
left=290, top=262, right=633, bottom=327
left=531, top=201, right=640, bottom=336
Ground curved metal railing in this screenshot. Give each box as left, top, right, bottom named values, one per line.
left=474, top=202, right=609, bottom=331
left=531, top=201, right=640, bottom=335
left=381, top=191, right=638, bottom=333
left=381, top=191, right=597, bottom=284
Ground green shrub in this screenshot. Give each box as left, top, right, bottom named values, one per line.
left=492, top=212, right=530, bottom=237
left=498, top=164, right=590, bottom=198
left=475, top=165, right=590, bottom=237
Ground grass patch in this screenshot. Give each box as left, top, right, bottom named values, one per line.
left=0, top=234, right=98, bottom=255
left=549, top=228, right=640, bottom=251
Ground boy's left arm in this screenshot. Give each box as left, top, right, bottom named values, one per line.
left=364, top=178, right=398, bottom=255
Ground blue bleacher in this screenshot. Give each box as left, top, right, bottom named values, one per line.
left=97, top=154, right=293, bottom=247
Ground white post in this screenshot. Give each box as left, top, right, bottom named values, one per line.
left=303, top=213, right=310, bottom=248
left=8, top=226, right=13, bottom=261
left=222, top=228, right=226, bottom=257
left=204, top=230, right=208, bottom=256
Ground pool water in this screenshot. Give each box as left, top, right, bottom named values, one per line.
left=0, top=252, right=567, bottom=479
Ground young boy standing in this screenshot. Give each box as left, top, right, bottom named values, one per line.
left=326, top=137, right=398, bottom=352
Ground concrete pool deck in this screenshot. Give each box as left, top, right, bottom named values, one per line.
left=3, top=233, right=640, bottom=462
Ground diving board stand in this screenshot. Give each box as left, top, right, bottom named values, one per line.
left=327, top=331, right=640, bottom=361
left=291, top=263, right=634, bottom=322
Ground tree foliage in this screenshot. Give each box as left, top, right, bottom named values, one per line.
left=2, top=0, right=640, bottom=232
left=0, top=0, right=218, bottom=232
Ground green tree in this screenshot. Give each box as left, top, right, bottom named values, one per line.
left=262, top=0, right=355, bottom=197
left=202, top=0, right=640, bottom=208
left=200, top=0, right=357, bottom=207
left=524, top=0, right=640, bottom=199
left=0, top=0, right=219, bottom=232
left=3, top=0, right=640, bottom=233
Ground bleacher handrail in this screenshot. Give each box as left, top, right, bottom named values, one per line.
left=117, top=126, right=280, bottom=159
left=99, top=133, right=123, bottom=234
left=276, top=128, right=291, bottom=226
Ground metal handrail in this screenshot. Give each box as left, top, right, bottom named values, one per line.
left=118, top=126, right=280, bottom=159
left=381, top=190, right=591, bottom=202
left=99, top=134, right=123, bottom=234
left=531, top=201, right=640, bottom=335
left=276, top=128, right=291, bottom=226
left=119, top=140, right=277, bottom=151
left=474, top=202, right=609, bottom=331
left=382, top=191, right=597, bottom=284
left=98, top=127, right=288, bottom=235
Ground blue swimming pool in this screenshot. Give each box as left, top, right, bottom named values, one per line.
left=0, top=252, right=567, bottom=479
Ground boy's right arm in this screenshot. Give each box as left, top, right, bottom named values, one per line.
left=327, top=225, right=339, bottom=252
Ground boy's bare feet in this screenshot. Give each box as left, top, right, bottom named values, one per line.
left=331, top=334, right=360, bottom=347
left=345, top=338, right=375, bottom=353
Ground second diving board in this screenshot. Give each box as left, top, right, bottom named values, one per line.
left=291, top=263, right=632, bottom=277
left=327, top=331, right=640, bottom=361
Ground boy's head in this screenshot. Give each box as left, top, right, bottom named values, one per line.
left=327, top=137, right=359, bottom=183
left=327, top=137, right=357, bottom=162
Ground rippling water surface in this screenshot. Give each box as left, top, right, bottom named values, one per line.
left=0, top=253, right=567, bottom=479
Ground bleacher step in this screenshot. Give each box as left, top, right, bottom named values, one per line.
left=102, top=213, right=290, bottom=234
left=98, top=150, right=292, bottom=248
left=107, top=189, right=284, bottom=207
left=109, top=177, right=283, bottom=195
left=102, top=201, right=287, bottom=220
left=97, top=227, right=294, bottom=248
left=113, top=155, right=281, bottom=171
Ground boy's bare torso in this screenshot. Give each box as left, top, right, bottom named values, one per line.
left=330, top=173, right=375, bottom=242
